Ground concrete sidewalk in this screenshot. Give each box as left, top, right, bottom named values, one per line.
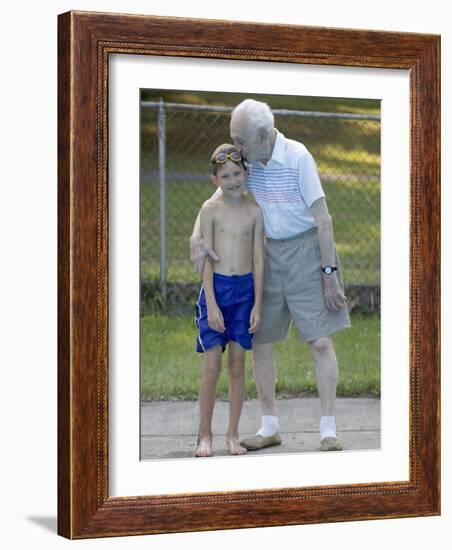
left=141, top=397, right=380, bottom=460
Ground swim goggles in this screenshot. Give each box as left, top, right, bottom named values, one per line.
left=212, top=151, right=243, bottom=164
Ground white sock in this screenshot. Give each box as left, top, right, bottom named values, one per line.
left=320, top=416, right=337, bottom=440
left=257, top=415, right=279, bottom=437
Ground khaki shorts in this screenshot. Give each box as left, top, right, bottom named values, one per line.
left=254, top=228, right=351, bottom=344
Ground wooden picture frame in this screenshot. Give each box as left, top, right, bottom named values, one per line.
left=57, top=10, right=440, bottom=539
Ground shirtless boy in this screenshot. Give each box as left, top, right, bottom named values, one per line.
left=194, top=144, right=264, bottom=457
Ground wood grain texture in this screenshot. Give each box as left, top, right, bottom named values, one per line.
left=57, top=10, right=72, bottom=539
left=57, top=10, right=440, bottom=539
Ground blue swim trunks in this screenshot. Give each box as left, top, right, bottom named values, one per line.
left=195, top=272, right=255, bottom=353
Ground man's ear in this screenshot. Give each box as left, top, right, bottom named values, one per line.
left=258, top=128, right=267, bottom=143
left=210, top=175, right=219, bottom=186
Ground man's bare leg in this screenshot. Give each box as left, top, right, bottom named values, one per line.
left=309, top=336, right=342, bottom=450
left=252, top=342, right=277, bottom=417
left=196, top=345, right=222, bottom=457
left=226, top=342, right=247, bottom=455
left=309, top=336, right=338, bottom=416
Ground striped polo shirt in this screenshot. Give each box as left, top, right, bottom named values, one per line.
left=246, top=130, right=325, bottom=239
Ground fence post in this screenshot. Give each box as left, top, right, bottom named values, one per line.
left=158, top=98, right=167, bottom=306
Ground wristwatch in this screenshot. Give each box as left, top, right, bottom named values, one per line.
left=322, top=266, right=338, bottom=275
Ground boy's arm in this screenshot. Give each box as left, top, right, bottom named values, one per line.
left=189, top=189, right=222, bottom=274
left=200, top=206, right=225, bottom=333
left=249, top=207, right=265, bottom=334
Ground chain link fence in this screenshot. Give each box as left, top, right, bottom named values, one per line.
left=140, top=101, right=380, bottom=315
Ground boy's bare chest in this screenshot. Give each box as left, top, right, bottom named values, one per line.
left=214, top=215, right=254, bottom=240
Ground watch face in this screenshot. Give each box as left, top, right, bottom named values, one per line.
left=324, top=267, right=332, bottom=274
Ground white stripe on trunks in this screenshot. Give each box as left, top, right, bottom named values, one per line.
left=195, top=286, right=206, bottom=352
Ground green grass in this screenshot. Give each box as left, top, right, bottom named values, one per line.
left=141, top=313, right=380, bottom=400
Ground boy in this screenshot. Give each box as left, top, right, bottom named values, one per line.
left=194, top=144, right=264, bottom=457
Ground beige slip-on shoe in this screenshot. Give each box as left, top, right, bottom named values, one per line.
left=320, top=436, right=343, bottom=451
left=240, top=432, right=282, bottom=451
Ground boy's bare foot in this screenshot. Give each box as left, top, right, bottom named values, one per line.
left=195, top=436, right=213, bottom=457
left=227, top=435, right=247, bottom=455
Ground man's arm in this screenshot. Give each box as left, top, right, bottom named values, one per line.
left=189, top=188, right=222, bottom=275
left=309, top=197, right=346, bottom=312
left=249, top=207, right=264, bottom=334
left=199, top=206, right=225, bottom=333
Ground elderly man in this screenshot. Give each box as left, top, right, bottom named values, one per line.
left=190, top=99, right=350, bottom=451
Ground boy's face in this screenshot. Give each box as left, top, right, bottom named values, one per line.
left=212, top=160, right=247, bottom=199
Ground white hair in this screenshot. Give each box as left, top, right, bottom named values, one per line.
left=231, top=99, right=274, bottom=133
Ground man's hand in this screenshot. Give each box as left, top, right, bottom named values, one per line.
left=189, top=234, right=220, bottom=275
left=207, top=302, right=225, bottom=333
left=248, top=305, right=262, bottom=334
left=322, top=272, right=346, bottom=311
